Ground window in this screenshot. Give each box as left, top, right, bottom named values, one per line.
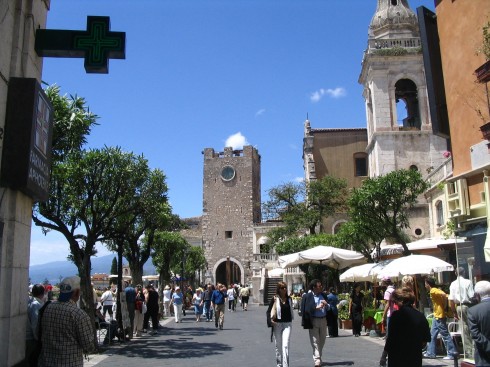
left=354, top=153, right=368, bottom=177
left=409, top=165, right=418, bottom=171
left=435, top=200, right=444, bottom=226
left=395, top=79, right=421, bottom=129
left=225, top=231, right=233, bottom=239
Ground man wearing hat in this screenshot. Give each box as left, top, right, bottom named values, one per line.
left=39, top=276, right=95, bottom=367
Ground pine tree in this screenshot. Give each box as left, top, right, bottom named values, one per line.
left=110, top=257, right=117, bottom=284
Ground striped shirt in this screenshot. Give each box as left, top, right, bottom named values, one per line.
left=39, top=301, right=95, bottom=367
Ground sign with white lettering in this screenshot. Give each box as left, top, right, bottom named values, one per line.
left=0, top=78, right=53, bottom=201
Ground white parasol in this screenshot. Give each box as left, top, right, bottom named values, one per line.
left=278, top=245, right=366, bottom=270
left=339, top=260, right=392, bottom=282
left=377, top=254, right=454, bottom=279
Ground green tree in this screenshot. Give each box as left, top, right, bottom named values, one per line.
left=110, top=257, right=117, bottom=284
left=33, top=89, right=159, bottom=318
left=110, top=257, right=117, bottom=275
left=104, top=168, right=171, bottom=287
left=150, top=231, right=189, bottom=310
left=181, top=246, right=207, bottom=284
left=348, top=169, right=429, bottom=256
left=263, top=176, right=348, bottom=245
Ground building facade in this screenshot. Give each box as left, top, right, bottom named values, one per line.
left=303, top=120, right=368, bottom=234
left=202, top=146, right=261, bottom=288
left=0, top=1, right=50, bottom=365
left=427, top=0, right=490, bottom=277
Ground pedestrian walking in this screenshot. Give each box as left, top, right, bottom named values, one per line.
left=170, top=286, right=184, bottom=323
left=301, top=279, right=329, bottom=367
left=100, top=286, right=114, bottom=319
left=326, top=287, right=339, bottom=338
left=193, top=288, right=204, bottom=322
left=378, top=277, right=395, bottom=366
left=143, top=284, right=160, bottom=335
left=240, top=284, right=250, bottom=311
left=203, top=284, right=214, bottom=321
left=124, top=281, right=136, bottom=339
left=349, top=283, right=364, bottom=337
left=133, top=285, right=145, bottom=337
left=467, top=280, right=490, bottom=366
left=423, top=277, right=457, bottom=360
left=227, top=284, right=235, bottom=312
left=163, top=285, right=171, bottom=317
left=448, top=267, right=475, bottom=359
left=211, top=283, right=228, bottom=330
left=384, top=287, right=431, bottom=367
left=25, top=284, right=45, bottom=366
left=38, top=276, right=95, bottom=367
left=267, top=281, right=294, bottom=367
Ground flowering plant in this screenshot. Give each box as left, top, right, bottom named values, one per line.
left=443, top=151, right=451, bottom=158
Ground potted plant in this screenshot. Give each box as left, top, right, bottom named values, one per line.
left=337, top=293, right=351, bottom=329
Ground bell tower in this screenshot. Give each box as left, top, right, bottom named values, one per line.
left=359, top=0, right=448, bottom=177
left=202, top=146, right=261, bottom=286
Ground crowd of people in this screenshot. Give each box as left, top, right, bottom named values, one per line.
left=23, top=271, right=490, bottom=367
left=264, top=273, right=490, bottom=367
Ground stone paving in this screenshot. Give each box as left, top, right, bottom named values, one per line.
left=85, top=305, right=461, bottom=367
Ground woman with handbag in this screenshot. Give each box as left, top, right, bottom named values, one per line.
left=133, top=285, right=145, bottom=337
left=266, top=281, right=294, bottom=367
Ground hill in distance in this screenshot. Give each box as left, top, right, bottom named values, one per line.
left=29, top=254, right=156, bottom=284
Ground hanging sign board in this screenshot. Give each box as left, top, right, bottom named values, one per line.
left=35, top=16, right=126, bottom=74
left=0, top=78, right=53, bottom=202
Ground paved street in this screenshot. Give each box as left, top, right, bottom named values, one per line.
left=85, top=305, right=459, bottom=367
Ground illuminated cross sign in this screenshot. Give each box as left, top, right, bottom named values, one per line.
left=35, top=16, right=125, bottom=74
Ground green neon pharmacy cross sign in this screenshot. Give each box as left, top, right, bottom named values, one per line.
left=35, top=16, right=126, bottom=74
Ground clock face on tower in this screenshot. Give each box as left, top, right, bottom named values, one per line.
left=220, top=165, right=235, bottom=181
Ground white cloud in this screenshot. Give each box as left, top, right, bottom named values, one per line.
left=310, top=87, right=347, bottom=103
left=294, top=176, right=304, bottom=183
left=255, top=108, right=266, bottom=117
left=225, top=132, right=249, bottom=150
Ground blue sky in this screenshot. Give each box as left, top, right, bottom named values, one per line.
left=29, top=0, right=434, bottom=265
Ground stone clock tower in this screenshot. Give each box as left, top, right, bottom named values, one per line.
left=202, top=146, right=261, bottom=286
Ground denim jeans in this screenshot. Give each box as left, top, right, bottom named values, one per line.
left=427, top=317, right=456, bottom=357
left=203, top=301, right=213, bottom=320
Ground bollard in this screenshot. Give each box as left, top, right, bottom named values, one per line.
left=451, top=351, right=459, bottom=367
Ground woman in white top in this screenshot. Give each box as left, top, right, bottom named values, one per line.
left=163, top=285, right=171, bottom=317
left=192, top=288, right=204, bottom=322
left=227, top=285, right=235, bottom=312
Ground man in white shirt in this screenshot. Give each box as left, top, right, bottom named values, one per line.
left=449, top=267, right=475, bottom=359
left=100, top=287, right=114, bottom=319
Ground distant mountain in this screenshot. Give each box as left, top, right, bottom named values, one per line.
left=29, top=254, right=156, bottom=284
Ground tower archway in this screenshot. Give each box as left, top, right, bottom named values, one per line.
left=213, top=257, right=244, bottom=286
